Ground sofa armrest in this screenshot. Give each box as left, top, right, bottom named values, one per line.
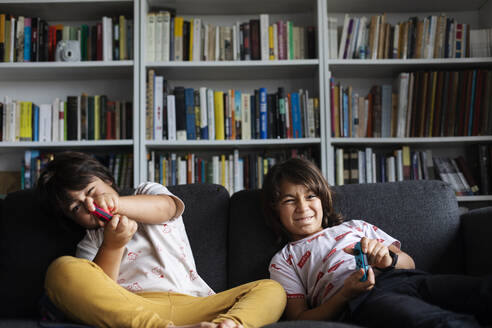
left=461, top=207, right=492, bottom=276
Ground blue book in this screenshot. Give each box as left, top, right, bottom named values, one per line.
left=171, top=153, right=177, bottom=186
left=342, top=91, right=349, bottom=137
left=259, top=87, right=267, bottom=139
left=185, top=88, right=196, bottom=140
left=234, top=90, right=242, bottom=139
left=33, top=104, right=39, bottom=141
left=250, top=94, right=256, bottom=139
left=468, top=70, right=477, bottom=136
left=29, top=150, right=40, bottom=189
left=291, top=92, right=302, bottom=138
left=24, top=18, right=32, bottom=62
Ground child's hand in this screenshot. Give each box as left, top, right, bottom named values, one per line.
left=340, top=267, right=375, bottom=300
left=359, top=237, right=393, bottom=270
left=85, top=192, right=119, bottom=214
left=102, top=214, right=138, bottom=249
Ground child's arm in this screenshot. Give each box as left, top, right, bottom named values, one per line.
left=284, top=268, right=375, bottom=321
left=92, top=214, right=138, bottom=280
left=360, top=237, right=415, bottom=270
left=87, top=193, right=182, bottom=225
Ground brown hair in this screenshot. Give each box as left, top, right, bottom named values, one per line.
left=36, top=151, right=117, bottom=216
left=262, top=158, right=343, bottom=244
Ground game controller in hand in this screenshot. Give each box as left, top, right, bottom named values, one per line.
left=92, top=204, right=113, bottom=222
left=353, top=242, right=370, bottom=282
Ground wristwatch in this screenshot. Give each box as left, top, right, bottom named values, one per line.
left=378, top=250, right=398, bottom=272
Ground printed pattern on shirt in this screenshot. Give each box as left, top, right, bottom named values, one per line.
left=269, top=219, right=401, bottom=307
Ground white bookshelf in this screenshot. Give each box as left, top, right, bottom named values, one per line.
left=139, top=0, right=327, bottom=183
left=322, top=0, right=492, bottom=204
left=0, top=0, right=140, bottom=188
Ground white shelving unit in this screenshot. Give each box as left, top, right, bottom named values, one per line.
left=138, top=0, right=327, bottom=182
left=0, top=0, right=139, bottom=187
left=322, top=0, right=492, bottom=205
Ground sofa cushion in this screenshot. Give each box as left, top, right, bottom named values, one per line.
left=0, top=189, right=85, bottom=318
left=331, top=180, right=464, bottom=274
left=228, top=180, right=464, bottom=288
left=168, top=183, right=230, bottom=292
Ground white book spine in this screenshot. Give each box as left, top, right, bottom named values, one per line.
left=155, top=13, right=163, bottom=61
left=358, top=150, right=366, bottom=183
left=338, top=14, right=350, bottom=59
left=232, top=24, right=238, bottom=61
left=39, top=104, right=52, bottom=142
left=365, top=147, right=373, bottom=183
left=193, top=18, right=202, bottom=62
left=238, top=158, right=244, bottom=191
left=199, top=87, right=208, bottom=134
left=372, top=153, right=377, bottom=183
left=9, top=17, right=15, bottom=62
left=336, top=148, right=344, bottom=186
left=207, top=89, right=215, bottom=140
left=167, top=95, right=176, bottom=140
left=153, top=75, right=163, bottom=140
left=212, top=155, right=220, bottom=184
left=235, top=21, right=241, bottom=60
left=260, top=14, right=269, bottom=61
left=178, top=157, right=187, bottom=184
left=241, top=93, right=251, bottom=140
left=273, top=23, right=279, bottom=60
left=215, top=26, right=220, bottom=61
left=203, top=24, right=209, bottom=61
left=228, top=154, right=234, bottom=194
left=396, top=73, right=409, bottom=138
left=162, top=12, right=171, bottom=61
left=386, top=156, right=396, bottom=182
left=396, top=150, right=404, bottom=181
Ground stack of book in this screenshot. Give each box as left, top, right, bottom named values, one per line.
left=21, top=151, right=133, bottom=190
left=0, top=95, right=133, bottom=142
left=146, top=11, right=316, bottom=62
left=334, top=145, right=491, bottom=196
left=328, top=13, right=471, bottom=60
left=0, top=13, right=133, bottom=62
left=146, top=71, right=320, bottom=141
left=330, top=69, right=492, bottom=138
left=148, top=147, right=317, bottom=193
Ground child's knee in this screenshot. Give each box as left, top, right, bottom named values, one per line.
left=45, top=256, right=96, bottom=293
left=259, top=279, right=287, bottom=300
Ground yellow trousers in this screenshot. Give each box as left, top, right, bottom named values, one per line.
left=45, top=256, right=286, bottom=328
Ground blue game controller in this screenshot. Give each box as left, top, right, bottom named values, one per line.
left=353, top=242, right=370, bottom=282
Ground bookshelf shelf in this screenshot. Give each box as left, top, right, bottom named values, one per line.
left=145, top=60, right=319, bottom=80
left=0, top=61, right=134, bottom=80
left=328, top=59, right=492, bottom=78
left=325, top=0, right=484, bottom=13
left=145, top=138, right=321, bottom=150
left=456, top=195, right=492, bottom=202
left=0, top=140, right=134, bottom=150
left=330, top=137, right=492, bottom=146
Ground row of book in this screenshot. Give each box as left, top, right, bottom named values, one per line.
left=0, top=95, right=133, bottom=142
left=147, top=147, right=317, bottom=193
left=146, top=11, right=316, bottom=62
left=21, top=151, right=133, bottom=190
left=335, top=145, right=492, bottom=195
left=330, top=69, right=492, bottom=138
left=0, top=13, right=133, bottom=62
left=146, top=71, right=320, bottom=141
left=327, top=14, right=472, bottom=60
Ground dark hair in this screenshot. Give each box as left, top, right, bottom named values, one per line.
left=36, top=151, right=117, bottom=216
left=262, top=158, right=343, bottom=244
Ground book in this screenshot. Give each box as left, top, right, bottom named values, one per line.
left=174, top=86, right=187, bottom=140
left=185, top=88, right=196, bottom=140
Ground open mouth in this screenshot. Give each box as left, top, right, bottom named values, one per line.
left=295, top=216, right=314, bottom=222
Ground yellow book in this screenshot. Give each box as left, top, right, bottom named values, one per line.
left=26, top=102, right=32, bottom=141
left=189, top=20, right=193, bottom=61
left=0, top=14, right=5, bottom=49
left=220, top=154, right=226, bottom=187
left=174, top=17, right=184, bottom=61
left=119, top=15, right=127, bottom=60
left=20, top=101, right=27, bottom=141
left=161, top=155, right=166, bottom=185
left=94, top=95, right=100, bottom=140
left=214, top=91, right=225, bottom=140
left=268, top=25, right=274, bottom=60
left=402, top=146, right=411, bottom=180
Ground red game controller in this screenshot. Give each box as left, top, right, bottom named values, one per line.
left=92, top=204, right=113, bottom=222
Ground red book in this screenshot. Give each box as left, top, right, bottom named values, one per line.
left=48, top=25, right=56, bottom=61
left=97, top=22, right=103, bottom=61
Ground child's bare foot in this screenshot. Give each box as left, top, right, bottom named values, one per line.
left=216, top=319, right=243, bottom=328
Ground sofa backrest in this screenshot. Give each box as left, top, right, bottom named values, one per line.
left=168, top=183, right=230, bottom=292
left=0, top=183, right=230, bottom=318
left=227, top=180, right=464, bottom=289
left=0, top=189, right=85, bottom=318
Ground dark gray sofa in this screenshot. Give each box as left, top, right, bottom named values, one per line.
left=0, top=180, right=491, bottom=327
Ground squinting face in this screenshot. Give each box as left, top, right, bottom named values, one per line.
left=64, top=177, right=117, bottom=229
left=276, top=180, right=324, bottom=241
